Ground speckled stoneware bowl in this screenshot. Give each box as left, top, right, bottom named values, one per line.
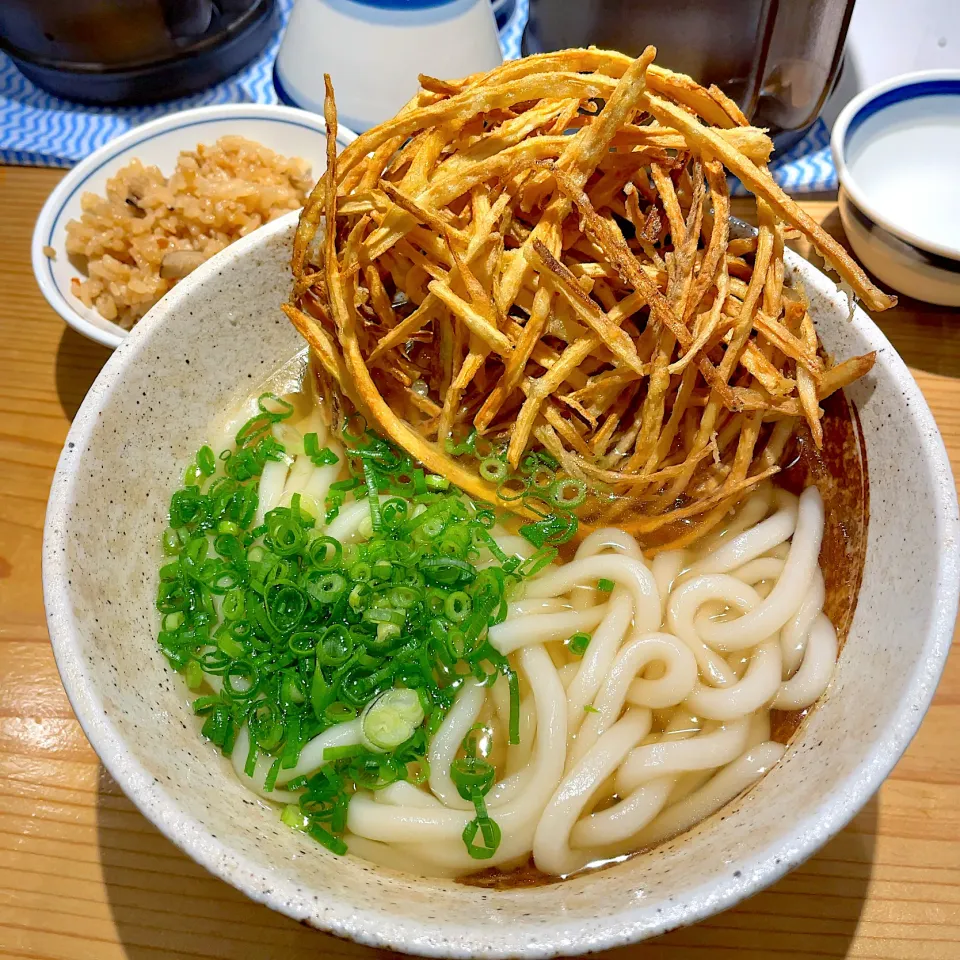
left=43, top=211, right=959, bottom=957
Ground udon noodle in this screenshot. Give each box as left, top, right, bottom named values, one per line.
left=197, top=376, right=834, bottom=879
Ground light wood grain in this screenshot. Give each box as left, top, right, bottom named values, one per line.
left=1, top=167, right=958, bottom=960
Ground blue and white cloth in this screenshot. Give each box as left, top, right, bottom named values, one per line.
left=730, top=117, right=836, bottom=196
left=0, top=0, right=527, bottom=169
left=0, top=0, right=835, bottom=193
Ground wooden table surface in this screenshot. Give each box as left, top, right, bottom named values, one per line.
left=1, top=165, right=958, bottom=960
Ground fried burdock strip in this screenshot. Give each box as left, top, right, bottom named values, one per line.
left=287, top=49, right=891, bottom=548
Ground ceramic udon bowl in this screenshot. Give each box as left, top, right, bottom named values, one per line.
left=43, top=211, right=959, bottom=957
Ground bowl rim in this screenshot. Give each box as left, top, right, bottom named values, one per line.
left=830, top=69, right=960, bottom=261
left=31, top=102, right=356, bottom=350
left=42, top=213, right=960, bottom=957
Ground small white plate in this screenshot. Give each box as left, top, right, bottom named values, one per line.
left=831, top=71, right=960, bottom=306
left=32, top=104, right=356, bottom=349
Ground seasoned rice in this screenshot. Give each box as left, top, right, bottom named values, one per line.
left=63, top=136, right=312, bottom=329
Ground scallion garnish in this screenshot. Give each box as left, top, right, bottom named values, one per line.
left=303, top=432, right=340, bottom=466
left=568, top=632, right=591, bottom=657
left=156, top=420, right=570, bottom=860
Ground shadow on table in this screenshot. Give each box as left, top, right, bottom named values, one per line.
left=97, top=763, right=877, bottom=960
left=55, top=325, right=112, bottom=420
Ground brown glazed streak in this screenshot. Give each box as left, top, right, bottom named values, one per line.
left=770, top=388, right=869, bottom=742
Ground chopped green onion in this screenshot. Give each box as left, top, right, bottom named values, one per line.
left=462, top=815, right=501, bottom=860
left=445, top=428, right=477, bottom=456
left=263, top=757, right=282, bottom=792
left=157, top=421, right=551, bottom=862
left=598, top=578, right=615, bottom=592
left=507, top=668, right=520, bottom=745
left=479, top=457, right=509, bottom=484
left=162, top=527, right=183, bottom=555
left=308, top=823, right=348, bottom=855
left=324, top=702, right=357, bottom=723
left=444, top=591, right=472, bottom=623
left=360, top=688, right=425, bottom=752
left=184, top=660, right=203, bottom=690
left=196, top=445, right=216, bottom=477
left=258, top=393, right=295, bottom=419
left=304, top=432, right=340, bottom=466
left=549, top=477, right=587, bottom=509
left=425, top=474, right=450, bottom=491
left=451, top=755, right=496, bottom=800
left=323, top=743, right=363, bottom=762
left=281, top=804, right=309, bottom=830
left=568, top=632, right=591, bottom=657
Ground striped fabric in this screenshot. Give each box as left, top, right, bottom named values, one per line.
left=0, top=0, right=295, bottom=168
left=0, top=0, right=836, bottom=194
left=730, top=119, right=837, bottom=196
left=0, top=0, right=527, bottom=168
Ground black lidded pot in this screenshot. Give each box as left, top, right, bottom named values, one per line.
left=0, top=0, right=278, bottom=106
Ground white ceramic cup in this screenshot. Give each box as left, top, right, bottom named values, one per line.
left=830, top=70, right=960, bottom=307
left=274, top=0, right=504, bottom=132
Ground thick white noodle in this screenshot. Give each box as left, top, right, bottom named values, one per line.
left=375, top=781, right=445, bottom=808
left=696, top=487, right=824, bottom=650
left=697, top=486, right=773, bottom=553
left=347, top=645, right=567, bottom=845
left=231, top=724, right=302, bottom=803
left=489, top=605, right=609, bottom=655
left=558, top=662, right=579, bottom=688
left=388, top=822, right=538, bottom=872
left=343, top=832, right=460, bottom=878
left=254, top=459, right=290, bottom=526
left=490, top=534, right=537, bottom=562
left=651, top=550, right=686, bottom=617
left=665, top=581, right=739, bottom=685
left=569, top=777, right=673, bottom=850
left=628, top=741, right=785, bottom=849
left=575, top=528, right=645, bottom=561
left=324, top=495, right=395, bottom=542
left=570, top=631, right=695, bottom=736
left=533, top=711, right=652, bottom=875
left=507, top=598, right=570, bottom=618
left=570, top=528, right=645, bottom=611
left=503, top=695, right=537, bottom=777
left=564, top=588, right=634, bottom=733
left=684, top=640, right=783, bottom=721
left=279, top=454, right=314, bottom=507
left=571, top=705, right=740, bottom=850
left=524, top=554, right=661, bottom=635
left=669, top=575, right=764, bottom=654
left=301, top=447, right=343, bottom=510
left=274, top=718, right=363, bottom=785
left=686, top=495, right=797, bottom=577
left=772, top=613, right=837, bottom=709
left=428, top=679, right=486, bottom=810
left=483, top=678, right=539, bottom=807
left=780, top=567, right=826, bottom=677
left=615, top=718, right=752, bottom=794
left=732, top=556, right=785, bottom=586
